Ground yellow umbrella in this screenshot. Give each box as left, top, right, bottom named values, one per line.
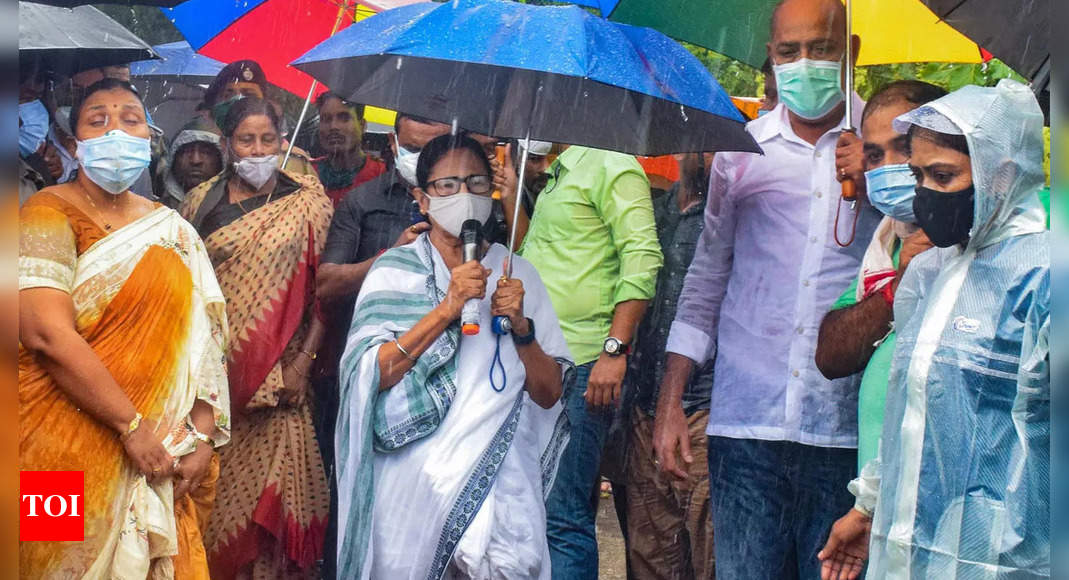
left=607, top=0, right=982, bottom=68
left=853, top=0, right=982, bottom=65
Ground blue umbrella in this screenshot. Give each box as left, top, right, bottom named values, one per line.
left=565, top=0, right=620, bottom=14
left=292, top=0, right=757, bottom=158
left=294, top=0, right=758, bottom=283
left=129, top=40, right=225, bottom=81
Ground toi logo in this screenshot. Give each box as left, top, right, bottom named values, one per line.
left=20, top=471, right=84, bottom=542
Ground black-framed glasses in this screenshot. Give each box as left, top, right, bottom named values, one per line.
left=425, top=174, right=492, bottom=196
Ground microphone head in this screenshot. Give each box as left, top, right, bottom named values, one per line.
left=460, top=219, right=483, bottom=245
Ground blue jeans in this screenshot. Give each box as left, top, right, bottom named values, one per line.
left=546, top=362, right=613, bottom=579
left=707, top=436, right=857, bottom=580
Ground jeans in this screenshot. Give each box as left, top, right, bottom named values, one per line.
left=546, top=362, right=614, bottom=579
left=707, top=436, right=856, bottom=580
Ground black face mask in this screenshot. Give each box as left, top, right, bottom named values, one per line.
left=912, top=184, right=975, bottom=247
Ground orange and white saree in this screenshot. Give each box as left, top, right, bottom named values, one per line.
left=18, top=192, right=230, bottom=579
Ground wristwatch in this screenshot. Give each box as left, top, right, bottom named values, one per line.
left=603, top=337, right=631, bottom=357
left=512, top=317, right=536, bottom=346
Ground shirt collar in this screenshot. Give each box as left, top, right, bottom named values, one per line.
left=749, top=93, right=866, bottom=145
left=553, top=145, right=589, bottom=171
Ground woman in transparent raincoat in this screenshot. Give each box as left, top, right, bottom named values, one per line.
left=820, top=79, right=1049, bottom=579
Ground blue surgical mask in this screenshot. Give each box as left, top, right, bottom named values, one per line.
left=75, top=130, right=152, bottom=195
left=19, top=100, right=49, bottom=158
left=393, top=133, right=420, bottom=186
left=865, top=163, right=917, bottom=223
left=772, top=58, right=844, bottom=121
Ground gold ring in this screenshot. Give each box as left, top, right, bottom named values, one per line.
left=410, top=225, right=418, bottom=232
left=151, top=467, right=161, bottom=474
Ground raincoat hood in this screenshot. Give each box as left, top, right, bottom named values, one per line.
left=163, top=128, right=223, bottom=207
left=893, top=79, right=1046, bottom=250
left=862, top=79, right=1050, bottom=579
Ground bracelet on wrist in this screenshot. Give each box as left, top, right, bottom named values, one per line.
left=190, top=423, right=213, bottom=449
left=395, top=339, right=418, bottom=362
left=299, top=349, right=317, bottom=361
left=119, top=412, right=143, bottom=442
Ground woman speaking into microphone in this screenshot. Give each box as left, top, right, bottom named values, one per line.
left=335, top=133, right=573, bottom=579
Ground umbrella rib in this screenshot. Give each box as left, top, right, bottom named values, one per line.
left=939, top=0, right=970, bottom=19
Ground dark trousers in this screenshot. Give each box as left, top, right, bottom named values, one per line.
left=311, top=375, right=340, bottom=580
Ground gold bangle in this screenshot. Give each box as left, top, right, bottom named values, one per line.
left=190, top=424, right=213, bottom=449
left=394, top=340, right=418, bottom=362
left=120, top=412, right=143, bottom=441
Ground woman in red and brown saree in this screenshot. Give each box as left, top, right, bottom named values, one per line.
left=180, top=97, right=333, bottom=580
left=19, top=79, right=230, bottom=579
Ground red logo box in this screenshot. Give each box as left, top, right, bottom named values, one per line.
left=20, top=471, right=84, bottom=542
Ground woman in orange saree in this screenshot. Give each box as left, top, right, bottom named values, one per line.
left=181, top=97, right=332, bottom=579
left=19, top=79, right=230, bottom=579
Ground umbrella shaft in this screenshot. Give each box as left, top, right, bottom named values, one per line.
left=505, top=131, right=532, bottom=279
left=844, top=0, right=854, bottom=129
left=283, top=0, right=352, bottom=167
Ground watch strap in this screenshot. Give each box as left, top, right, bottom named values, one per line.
left=512, top=318, right=536, bottom=345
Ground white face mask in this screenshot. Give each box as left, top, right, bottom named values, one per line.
left=76, top=130, right=152, bottom=195
left=232, top=153, right=278, bottom=190
left=393, top=133, right=420, bottom=186
left=426, top=192, right=493, bottom=238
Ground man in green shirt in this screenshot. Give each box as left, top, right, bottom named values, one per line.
left=815, top=81, right=946, bottom=469
left=519, top=145, right=662, bottom=578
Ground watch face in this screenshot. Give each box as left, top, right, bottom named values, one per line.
left=604, top=338, right=620, bottom=354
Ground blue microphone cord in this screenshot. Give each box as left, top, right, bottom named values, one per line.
left=489, top=315, right=511, bottom=393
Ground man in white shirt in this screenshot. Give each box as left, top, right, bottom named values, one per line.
left=652, top=0, right=881, bottom=577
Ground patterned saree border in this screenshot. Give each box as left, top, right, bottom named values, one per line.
left=425, top=392, right=525, bottom=580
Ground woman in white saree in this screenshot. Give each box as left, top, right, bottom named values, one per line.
left=335, top=134, right=572, bottom=579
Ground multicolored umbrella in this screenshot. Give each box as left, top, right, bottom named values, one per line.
left=163, top=0, right=336, bottom=97
left=161, top=0, right=427, bottom=98
left=585, top=0, right=985, bottom=69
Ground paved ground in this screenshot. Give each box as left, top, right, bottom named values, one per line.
left=597, top=491, right=628, bottom=580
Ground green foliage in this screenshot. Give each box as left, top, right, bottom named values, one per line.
left=854, top=59, right=1027, bottom=100
left=682, top=43, right=763, bottom=96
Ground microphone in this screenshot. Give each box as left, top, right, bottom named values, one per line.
left=460, top=219, right=484, bottom=336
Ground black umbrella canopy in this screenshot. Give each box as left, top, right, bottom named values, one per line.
left=19, top=2, right=159, bottom=77
left=922, top=0, right=1049, bottom=86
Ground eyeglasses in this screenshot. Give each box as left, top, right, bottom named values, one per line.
left=425, top=174, right=492, bottom=196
